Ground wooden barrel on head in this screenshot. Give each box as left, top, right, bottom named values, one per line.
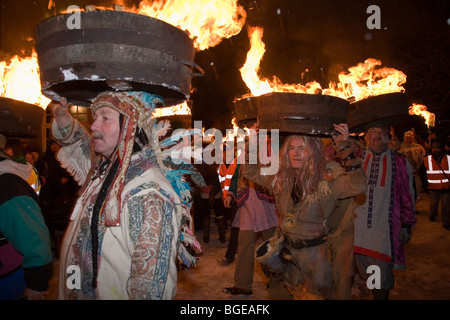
left=348, top=92, right=409, bottom=133
left=234, top=96, right=258, bottom=127
left=0, top=97, right=44, bottom=139
left=256, top=92, right=349, bottom=136
left=34, top=10, right=204, bottom=107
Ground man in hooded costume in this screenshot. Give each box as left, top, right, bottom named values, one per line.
left=53, top=92, right=200, bottom=300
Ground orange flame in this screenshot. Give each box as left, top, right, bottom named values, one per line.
left=226, top=117, right=247, bottom=141
left=107, top=0, right=246, bottom=51
left=408, top=103, right=435, bottom=127
left=1, top=1, right=245, bottom=111
left=222, top=117, right=251, bottom=146
left=239, top=27, right=407, bottom=101
left=47, top=0, right=55, bottom=10
left=329, top=58, right=407, bottom=101
left=58, top=1, right=246, bottom=50
left=239, top=27, right=271, bottom=96
left=0, top=50, right=51, bottom=109
left=239, top=27, right=322, bottom=97
left=153, top=101, right=191, bottom=117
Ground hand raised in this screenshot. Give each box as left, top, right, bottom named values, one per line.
left=51, top=97, right=70, bottom=117
left=332, top=123, right=350, bottom=142
left=51, top=97, right=73, bottom=128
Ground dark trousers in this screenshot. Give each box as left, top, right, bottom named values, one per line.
left=193, top=194, right=203, bottom=232
left=201, top=198, right=226, bottom=242
left=224, top=203, right=238, bottom=262
left=429, top=189, right=450, bottom=228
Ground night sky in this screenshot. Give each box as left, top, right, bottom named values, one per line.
left=1, top=0, right=449, bottom=134
left=191, top=0, right=450, bottom=132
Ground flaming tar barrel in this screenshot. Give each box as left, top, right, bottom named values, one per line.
left=234, top=96, right=258, bottom=126
left=347, top=92, right=409, bottom=133
left=256, top=92, right=349, bottom=136
left=34, top=10, right=203, bottom=107
left=0, top=97, right=44, bottom=138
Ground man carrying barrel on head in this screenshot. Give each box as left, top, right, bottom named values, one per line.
left=52, top=92, right=192, bottom=300
left=353, top=121, right=416, bottom=300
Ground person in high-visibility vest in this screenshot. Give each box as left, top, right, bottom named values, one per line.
left=423, top=142, right=450, bottom=229
left=216, top=148, right=239, bottom=264
left=217, top=156, right=237, bottom=201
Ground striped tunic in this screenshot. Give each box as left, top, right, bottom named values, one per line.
left=354, top=147, right=416, bottom=269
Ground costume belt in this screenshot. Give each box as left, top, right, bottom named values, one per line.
left=284, top=234, right=326, bottom=249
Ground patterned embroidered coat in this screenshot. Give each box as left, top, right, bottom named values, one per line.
left=54, top=119, right=182, bottom=300
left=354, top=147, right=416, bottom=269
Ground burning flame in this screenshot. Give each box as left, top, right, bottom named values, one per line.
left=0, top=50, right=51, bottom=109
left=239, top=27, right=271, bottom=96
left=201, top=117, right=248, bottom=145
left=225, top=117, right=242, bottom=141
left=239, top=27, right=407, bottom=102
left=107, top=0, right=246, bottom=51
left=48, top=0, right=55, bottom=10
left=153, top=101, right=191, bottom=118
left=329, top=58, right=407, bottom=101
left=1, top=0, right=245, bottom=112
left=222, top=117, right=251, bottom=148
left=408, top=103, right=435, bottom=127
left=239, top=27, right=322, bottom=97
left=58, top=1, right=246, bottom=50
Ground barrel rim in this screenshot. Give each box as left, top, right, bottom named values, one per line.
left=254, top=92, right=349, bottom=136
left=233, top=96, right=259, bottom=125
left=34, top=10, right=192, bottom=42
left=349, top=91, right=406, bottom=106
left=34, top=10, right=197, bottom=107
left=255, top=91, right=351, bottom=105
left=348, top=92, right=408, bottom=133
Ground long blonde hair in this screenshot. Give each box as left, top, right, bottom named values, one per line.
left=272, top=135, right=326, bottom=201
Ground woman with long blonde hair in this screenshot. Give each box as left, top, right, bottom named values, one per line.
left=243, top=123, right=367, bottom=299
left=272, top=135, right=326, bottom=202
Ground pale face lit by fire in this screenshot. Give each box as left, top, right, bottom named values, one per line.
left=365, top=126, right=389, bottom=153
left=403, top=131, right=414, bottom=144
left=288, top=136, right=307, bottom=169
left=90, top=107, right=121, bottom=159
